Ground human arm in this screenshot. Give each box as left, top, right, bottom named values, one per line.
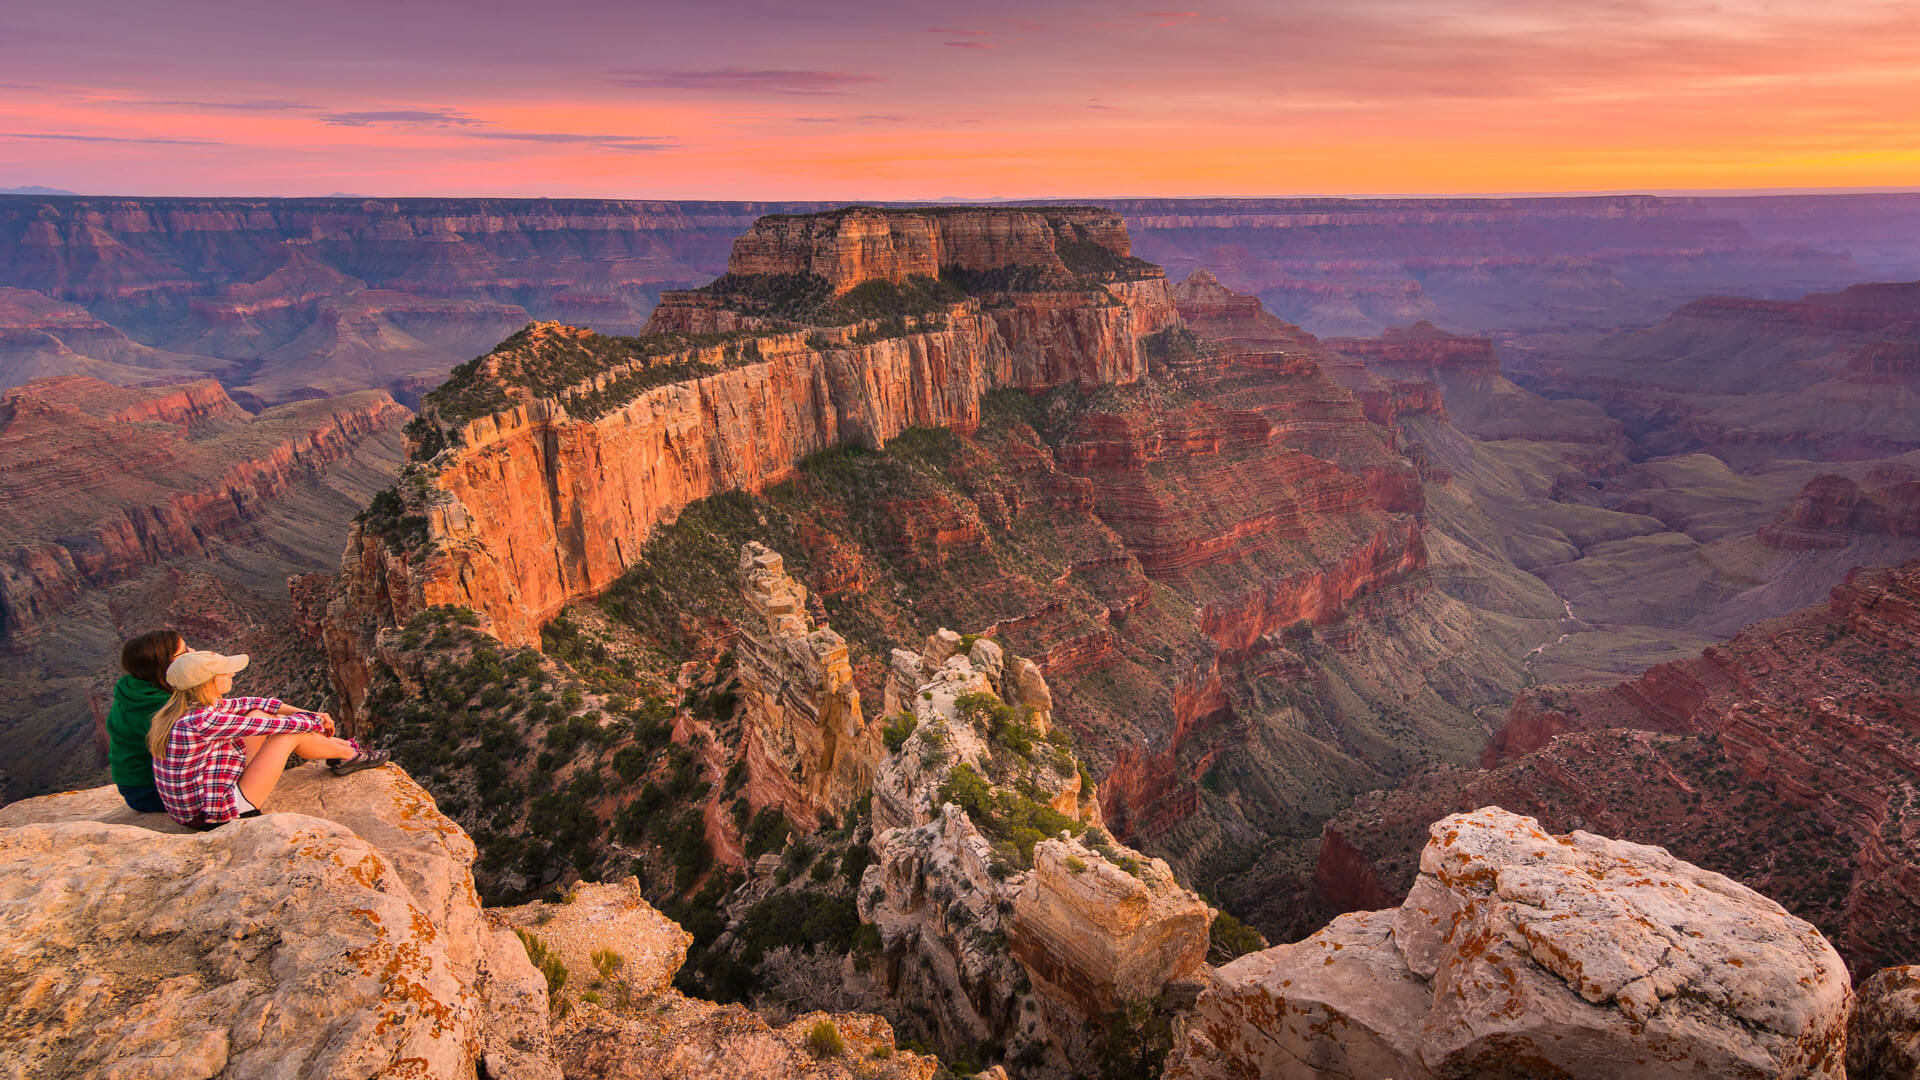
left=188, top=700, right=324, bottom=739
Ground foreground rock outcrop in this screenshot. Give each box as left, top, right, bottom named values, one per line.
left=0, top=763, right=948, bottom=1080
left=861, top=629, right=1209, bottom=1075
left=1168, top=807, right=1852, bottom=1080
left=0, top=765, right=558, bottom=1080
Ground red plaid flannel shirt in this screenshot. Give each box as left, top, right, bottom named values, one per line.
left=152, top=697, right=330, bottom=825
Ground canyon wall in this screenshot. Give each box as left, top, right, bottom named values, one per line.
left=0, top=376, right=408, bottom=642
left=1306, top=559, right=1920, bottom=977
left=316, top=208, right=1174, bottom=723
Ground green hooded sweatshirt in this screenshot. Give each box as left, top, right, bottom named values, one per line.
left=107, top=674, right=172, bottom=787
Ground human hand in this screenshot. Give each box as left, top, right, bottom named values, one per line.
left=318, top=712, right=335, bottom=735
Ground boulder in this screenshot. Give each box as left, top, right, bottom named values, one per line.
left=1168, top=807, right=1852, bottom=1080
left=1849, top=966, right=1920, bottom=1079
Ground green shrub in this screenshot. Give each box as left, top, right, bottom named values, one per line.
left=881, top=712, right=919, bottom=752
left=806, top=1020, right=845, bottom=1058
left=1209, top=911, right=1266, bottom=962
left=744, top=807, right=792, bottom=859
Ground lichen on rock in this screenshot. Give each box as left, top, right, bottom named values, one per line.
left=1167, top=806, right=1854, bottom=1080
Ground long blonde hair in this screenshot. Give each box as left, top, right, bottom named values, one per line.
left=148, top=681, right=223, bottom=757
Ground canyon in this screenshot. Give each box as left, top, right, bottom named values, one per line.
left=7, top=754, right=1900, bottom=1078
left=7, top=197, right=1920, bottom=1076
left=7, top=193, right=1920, bottom=412
left=1305, top=558, right=1920, bottom=978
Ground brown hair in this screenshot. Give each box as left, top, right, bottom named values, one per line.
left=148, top=679, right=223, bottom=758
left=121, top=629, right=185, bottom=692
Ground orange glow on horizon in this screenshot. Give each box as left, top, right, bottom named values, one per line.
left=4, top=2, right=1917, bottom=199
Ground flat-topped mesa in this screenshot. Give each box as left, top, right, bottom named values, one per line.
left=723, top=206, right=1149, bottom=294
left=314, top=208, right=1188, bottom=723
left=1323, top=320, right=1502, bottom=376
left=733, top=542, right=880, bottom=831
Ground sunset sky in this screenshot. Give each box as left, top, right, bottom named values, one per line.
left=4, top=0, right=1919, bottom=199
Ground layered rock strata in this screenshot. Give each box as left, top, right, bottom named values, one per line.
left=0, top=375, right=408, bottom=642
left=723, top=206, right=1148, bottom=293
left=315, top=208, right=1179, bottom=724
left=1315, top=559, right=1920, bottom=977
left=1759, top=465, right=1920, bottom=549
left=1167, top=808, right=1852, bottom=1080
left=734, top=542, right=880, bottom=830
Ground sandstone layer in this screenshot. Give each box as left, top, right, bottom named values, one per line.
left=860, top=629, right=1207, bottom=1075
left=1168, top=808, right=1852, bottom=1080
left=1849, top=966, right=1920, bottom=1079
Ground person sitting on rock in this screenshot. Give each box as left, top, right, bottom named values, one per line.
left=148, top=650, right=389, bottom=829
left=107, top=629, right=191, bottom=813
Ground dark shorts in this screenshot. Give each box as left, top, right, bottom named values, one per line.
left=117, top=784, right=165, bottom=814
left=185, top=809, right=262, bottom=832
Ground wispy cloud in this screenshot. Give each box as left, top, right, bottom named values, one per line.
left=0, top=131, right=223, bottom=146
left=793, top=114, right=909, bottom=124
left=465, top=130, right=674, bottom=152
left=943, top=41, right=993, bottom=49
left=320, top=108, right=483, bottom=127
left=136, top=98, right=317, bottom=112
left=610, top=68, right=878, bottom=95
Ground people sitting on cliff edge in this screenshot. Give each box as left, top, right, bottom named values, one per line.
left=148, top=649, right=389, bottom=830
left=107, top=629, right=190, bottom=813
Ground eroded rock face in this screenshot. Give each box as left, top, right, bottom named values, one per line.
left=0, top=375, right=408, bottom=642
left=316, top=208, right=1179, bottom=724
left=1168, top=808, right=1852, bottom=1080
left=508, top=879, right=937, bottom=1080
left=0, top=766, right=558, bottom=1080
left=734, top=542, right=880, bottom=829
left=861, top=633, right=1205, bottom=1076
left=1008, top=834, right=1209, bottom=1017
left=1849, top=966, right=1920, bottom=1079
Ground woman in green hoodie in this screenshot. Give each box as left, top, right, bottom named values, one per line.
left=109, top=629, right=189, bottom=812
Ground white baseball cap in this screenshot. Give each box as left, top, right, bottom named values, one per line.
left=165, top=650, right=249, bottom=690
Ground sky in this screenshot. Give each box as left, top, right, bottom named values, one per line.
left=3, top=0, right=1918, bottom=199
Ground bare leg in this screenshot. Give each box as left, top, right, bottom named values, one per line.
left=236, top=732, right=304, bottom=808
left=237, top=727, right=360, bottom=808
left=240, top=712, right=356, bottom=764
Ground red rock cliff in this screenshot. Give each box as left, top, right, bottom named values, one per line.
left=316, top=208, right=1180, bottom=722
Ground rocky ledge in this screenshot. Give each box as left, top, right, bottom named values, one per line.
left=1168, top=807, right=1854, bottom=1080
left=0, top=764, right=937, bottom=1080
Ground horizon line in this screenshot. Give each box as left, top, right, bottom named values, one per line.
left=6, top=186, right=1920, bottom=203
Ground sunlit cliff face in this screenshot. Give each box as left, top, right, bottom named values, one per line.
left=3, top=0, right=1918, bottom=197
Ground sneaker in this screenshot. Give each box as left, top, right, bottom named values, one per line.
left=329, top=749, right=391, bottom=776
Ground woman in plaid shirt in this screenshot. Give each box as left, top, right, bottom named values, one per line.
left=149, top=650, right=388, bottom=828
